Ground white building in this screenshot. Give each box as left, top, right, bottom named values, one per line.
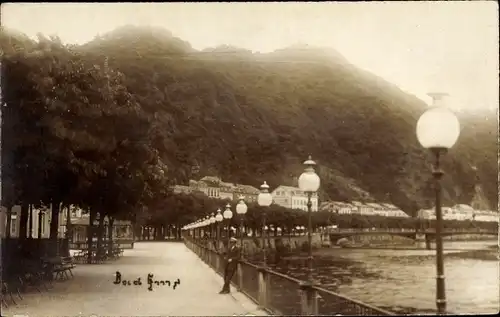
left=366, top=203, right=389, bottom=217
left=381, top=203, right=409, bottom=218
left=417, top=209, right=436, bottom=220
left=320, top=200, right=408, bottom=218
left=418, top=204, right=498, bottom=223
left=320, top=201, right=353, bottom=214
left=272, top=185, right=318, bottom=212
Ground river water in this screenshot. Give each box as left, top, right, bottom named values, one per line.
left=257, top=240, right=499, bottom=315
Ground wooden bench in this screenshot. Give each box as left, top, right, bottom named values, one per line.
left=57, top=257, right=75, bottom=279
left=45, top=256, right=75, bottom=280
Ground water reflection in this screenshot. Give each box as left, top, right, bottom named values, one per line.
left=247, top=240, right=499, bottom=314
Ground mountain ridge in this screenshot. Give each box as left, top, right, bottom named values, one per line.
left=5, top=25, right=496, bottom=214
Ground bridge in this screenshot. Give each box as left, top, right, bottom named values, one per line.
left=328, top=228, right=498, bottom=249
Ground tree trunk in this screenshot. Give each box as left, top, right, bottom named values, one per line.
left=87, top=208, right=96, bottom=264
left=19, top=202, right=29, bottom=240
left=5, top=206, right=12, bottom=238
left=96, top=213, right=105, bottom=258
left=28, top=204, right=33, bottom=238
left=66, top=206, right=71, bottom=238
left=49, top=202, right=61, bottom=256
left=37, top=210, right=43, bottom=239
left=107, top=217, right=114, bottom=257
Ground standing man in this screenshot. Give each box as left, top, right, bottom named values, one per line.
left=219, top=237, right=240, bottom=294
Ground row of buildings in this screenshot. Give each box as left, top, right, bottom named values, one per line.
left=0, top=205, right=134, bottom=240
left=319, top=201, right=409, bottom=218
left=0, top=205, right=66, bottom=238
left=173, top=176, right=498, bottom=222
left=173, top=176, right=319, bottom=211
left=417, top=204, right=498, bottom=222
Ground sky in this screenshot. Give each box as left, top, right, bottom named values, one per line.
left=2, top=2, right=498, bottom=112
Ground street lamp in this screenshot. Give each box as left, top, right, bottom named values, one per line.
left=416, top=92, right=460, bottom=315
left=298, top=155, right=320, bottom=288
left=204, top=215, right=210, bottom=239
left=215, top=208, right=223, bottom=250
left=257, top=181, right=273, bottom=266
left=209, top=213, right=216, bottom=249
left=210, top=212, right=216, bottom=239
left=236, top=196, right=248, bottom=257
left=223, top=203, right=233, bottom=247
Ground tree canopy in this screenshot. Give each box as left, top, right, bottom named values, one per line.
left=1, top=29, right=167, bottom=221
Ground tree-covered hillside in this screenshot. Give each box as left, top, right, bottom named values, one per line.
left=4, top=25, right=498, bottom=215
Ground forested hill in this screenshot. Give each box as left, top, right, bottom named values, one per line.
left=4, top=26, right=498, bottom=215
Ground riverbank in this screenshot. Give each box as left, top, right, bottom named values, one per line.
left=246, top=240, right=499, bottom=315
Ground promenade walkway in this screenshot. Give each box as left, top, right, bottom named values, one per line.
left=3, top=242, right=268, bottom=317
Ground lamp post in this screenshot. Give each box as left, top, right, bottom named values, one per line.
left=416, top=92, right=460, bottom=315
left=236, top=196, right=248, bottom=257
left=298, top=156, right=320, bottom=287
left=215, top=208, right=223, bottom=250
left=204, top=215, right=210, bottom=240
left=210, top=212, right=216, bottom=239
left=257, top=181, right=273, bottom=267
left=223, top=203, right=233, bottom=247
left=209, top=213, right=216, bottom=249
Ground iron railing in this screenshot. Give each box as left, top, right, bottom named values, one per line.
left=329, top=228, right=497, bottom=234
left=184, top=237, right=394, bottom=316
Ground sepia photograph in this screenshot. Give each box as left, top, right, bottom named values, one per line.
left=0, top=2, right=498, bottom=316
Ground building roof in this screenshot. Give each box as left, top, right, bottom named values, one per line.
left=381, top=203, right=399, bottom=210
left=234, top=184, right=260, bottom=194
left=273, top=185, right=300, bottom=193
left=200, top=176, right=221, bottom=183
left=366, top=202, right=384, bottom=209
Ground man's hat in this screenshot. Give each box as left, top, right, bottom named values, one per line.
left=230, top=237, right=238, bottom=243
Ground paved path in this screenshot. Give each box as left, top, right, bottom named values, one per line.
left=3, top=242, right=268, bottom=316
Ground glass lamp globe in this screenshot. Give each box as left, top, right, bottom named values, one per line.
left=416, top=106, right=460, bottom=149
left=215, top=208, right=223, bottom=222
left=257, top=181, right=273, bottom=207
left=236, top=196, right=248, bottom=215
left=298, top=156, right=321, bottom=193
left=223, top=204, right=233, bottom=219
